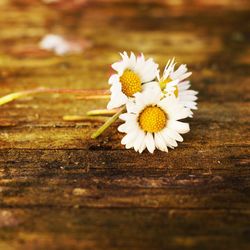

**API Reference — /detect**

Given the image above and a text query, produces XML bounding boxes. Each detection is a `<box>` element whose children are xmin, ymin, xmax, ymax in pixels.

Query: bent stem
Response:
<box><xmin>91</xmin><ymin>106</ymin><xmax>125</xmax><ymax>139</ymax></box>
<box><xmin>0</xmin><ymin>89</ymin><xmax>38</xmax><ymax>106</ymax></box>
<box><xmin>0</xmin><ymin>87</ymin><xmax>109</xmax><ymax>106</ymax></box>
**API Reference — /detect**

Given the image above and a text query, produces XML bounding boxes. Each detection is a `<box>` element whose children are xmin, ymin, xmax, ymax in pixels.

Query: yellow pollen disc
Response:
<box><xmin>138</xmin><ymin>106</ymin><xmax>167</xmax><ymax>133</ymax></box>
<box><xmin>160</xmin><ymin>77</ymin><xmax>178</xmax><ymax>97</ymax></box>
<box><xmin>120</xmin><ymin>70</ymin><xmax>142</xmax><ymax>97</ymax></box>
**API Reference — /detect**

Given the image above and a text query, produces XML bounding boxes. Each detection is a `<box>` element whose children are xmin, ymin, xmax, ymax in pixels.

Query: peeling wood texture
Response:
<box><xmin>0</xmin><ymin>0</ymin><xmax>250</xmax><ymax>249</ymax></box>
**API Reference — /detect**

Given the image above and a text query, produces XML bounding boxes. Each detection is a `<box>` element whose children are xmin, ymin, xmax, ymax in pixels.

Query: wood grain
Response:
<box><xmin>0</xmin><ymin>0</ymin><xmax>250</xmax><ymax>249</ymax></box>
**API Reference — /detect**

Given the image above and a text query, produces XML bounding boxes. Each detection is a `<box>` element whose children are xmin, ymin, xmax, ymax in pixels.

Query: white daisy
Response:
<box><xmin>158</xmin><ymin>58</ymin><xmax>198</xmax><ymax>114</ymax></box>
<box><xmin>107</xmin><ymin>52</ymin><xmax>159</xmax><ymax>110</ymax></box>
<box><xmin>118</xmin><ymin>88</ymin><xmax>191</xmax><ymax>153</ymax></box>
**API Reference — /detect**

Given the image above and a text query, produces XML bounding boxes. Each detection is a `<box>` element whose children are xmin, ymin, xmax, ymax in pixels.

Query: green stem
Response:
<box><xmin>91</xmin><ymin>107</ymin><xmax>125</xmax><ymax>139</ymax></box>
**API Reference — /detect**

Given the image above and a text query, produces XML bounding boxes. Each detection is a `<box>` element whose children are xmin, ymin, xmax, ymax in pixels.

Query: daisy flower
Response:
<box><xmin>118</xmin><ymin>88</ymin><xmax>191</xmax><ymax>153</ymax></box>
<box><xmin>158</xmin><ymin>58</ymin><xmax>198</xmax><ymax>114</ymax></box>
<box><xmin>107</xmin><ymin>52</ymin><xmax>159</xmax><ymax>110</ymax></box>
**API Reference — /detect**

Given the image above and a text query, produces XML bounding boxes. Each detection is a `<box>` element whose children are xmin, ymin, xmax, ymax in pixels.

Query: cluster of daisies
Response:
<box><xmin>103</xmin><ymin>52</ymin><xmax>198</xmax><ymax>153</ymax></box>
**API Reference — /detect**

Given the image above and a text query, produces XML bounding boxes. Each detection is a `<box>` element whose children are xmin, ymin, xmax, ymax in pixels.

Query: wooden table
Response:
<box><xmin>0</xmin><ymin>1</ymin><xmax>249</xmax><ymax>249</ymax></box>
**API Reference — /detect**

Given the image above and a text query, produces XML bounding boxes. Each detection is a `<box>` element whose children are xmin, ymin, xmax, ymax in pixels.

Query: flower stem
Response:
<box><xmin>0</xmin><ymin>87</ymin><xmax>110</xmax><ymax>106</ymax></box>
<box><xmin>91</xmin><ymin>107</ymin><xmax>125</xmax><ymax>139</ymax></box>
<box><xmin>63</xmin><ymin>115</ymin><xmax>86</xmax><ymax>121</ymax></box>
<box><xmin>0</xmin><ymin>89</ymin><xmax>39</xmax><ymax>106</ymax></box>
<box><xmin>87</xmin><ymin>109</ymin><xmax>119</xmax><ymax>116</ymax></box>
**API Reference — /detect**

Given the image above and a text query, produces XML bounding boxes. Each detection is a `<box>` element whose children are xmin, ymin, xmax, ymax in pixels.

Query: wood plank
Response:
<box><xmin>0</xmin><ymin>208</ymin><xmax>249</xmax><ymax>250</ymax></box>
<box><xmin>0</xmin><ymin>0</ymin><xmax>249</xmax><ymax>249</ymax></box>
<box><xmin>0</xmin><ymin>118</ymin><xmax>249</xmax><ymax>149</ymax></box>
<box><xmin>0</xmin><ymin>146</ymin><xmax>249</xmax><ymax>209</ymax></box>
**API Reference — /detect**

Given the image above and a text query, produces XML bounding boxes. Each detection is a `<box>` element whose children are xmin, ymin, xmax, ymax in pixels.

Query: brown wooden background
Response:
<box><xmin>0</xmin><ymin>0</ymin><xmax>250</xmax><ymax>249</ymax></box>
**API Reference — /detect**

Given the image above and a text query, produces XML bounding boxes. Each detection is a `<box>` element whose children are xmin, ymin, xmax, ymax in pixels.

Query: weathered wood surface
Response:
<box><xmin>0</xmin><ymin>0</ymin><xmax>250</xmax><ymax>249</ymax></box>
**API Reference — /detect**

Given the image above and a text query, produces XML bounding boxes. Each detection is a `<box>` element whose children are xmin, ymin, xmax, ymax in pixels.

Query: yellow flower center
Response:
<box><xmin>120</xmin><ymin>70</ymin><xmax>142</xmax><ymax>97</ymax></box>
<box><xmin>159</xmin><ymin>77</ymin><xmax>178</xmax><ymax>97</ymax></box>
<box><xmin>138</xmin><ymin>106</ymin><xmax>167</xmax><ymax>133</ymax></box>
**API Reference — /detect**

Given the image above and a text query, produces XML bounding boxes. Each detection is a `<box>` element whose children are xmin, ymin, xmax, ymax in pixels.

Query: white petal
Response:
<box><xmin>110</xmin><ymin>82</ymin><xmax>121</xmax><ymax>92</ymax></box>
<box><xmin>178</xmin><ymin>72</ymin><xmax>192</xmax><ymax>82</ymax></box>
<box><xmin>137</xmin><ymin>59</ymin><xmax>159</xmax><ymax>83</ymax></box>
<box><xmin>162</xmin><ymin>129</ymin><xmax>178</xmax><ymax>147</ymax></box>
<box><xmin>125</xmin><ymin>130</ymin><xmax>140</xmax><ymax>149</ymax></box>
<box><xmin>134</xmin><ymin>92</ymin><xmax>147</xmax><ymax>107</ymax></box>
<box><xmin>167</xmin><ymin>79</ymin><xmax>179</xmax><ymax>88</ymax></box>
<box><xmin>163</xmin><ymin>58</ymin><xmax>175</xmax><ymax>78</ymax></box>
<box><xmin>108</xmin><ymin>74</ymin><xmax>120</xmax><ymax>85</ymax></box>
<box><xmin>119</xmin><ymin>113</ymin><xmax>136</xmax><ymax>122</ymax></box>
<box><xmin>142</xmin><ymin>81</ymin><xmax>161</xmax><ymax>93</ymax></box>
<box><xmin>125</xmin><ymin>99</ymin><xmax>141</xmax><ymax>114</ymax></box>
<box><xmin>139</xmin><ymin>141</ymin><xmax>146</xmax><ymax>153</ymax></box>
<box><xmin>171</xmin><ymin>64</ymin><xmax>188</xmax><ymax>79</ymax></box>
<box><xmin>168</xmin><ymin>121</ymin><xmax>190</xmax><ymax>134</ymax></box>
<box><xmin>178</xmin><ymin>82</ymin><xmax>191</xmax><ymax>91</ymax></box>
<box><xmin>154</xmin><ymin>132</ymin><xmax>168</xmax><ymax>152</ymax></box>
<box><xmin>159</xmin><ymin>131</ymin><xmax>174</xmax><ymax>149</ymax></box>
<box><xmin>133</xmin><ymin>131</ymin><xmax>146</xmax><ymax>152</ymax></box>
<box><xmin>120</xmin><ymin>52</ymin><xmax>129</xmax><ymax>63</ymax></box>
<box><xmin>111</xmin><ymin>62</ymin><xmax>124</xmax><ymax>73</ymax></box>
<box><xmin>179</xmin><ymin>101</ymin><xmax>198</xmax><ymax>110</ymax></box>
<box><xmin>129</xmin><ymin>52</ymin><xmax>137</xmax><ymax>69</ymax></box>
<box><xmin>145</xmin><ymin>132</ymin><xmax>155</xmax><ymax>153</ymax></box>
<box><xmin>121</xmin><ymin>131</ymin><xmax>138</xmax><ymax>146</ymax></box>
<box><xmin>179</xmin><ymin>94</ymin><xmax>198</xmax><ymax>101</ymax></box>
<box><xmin>180</xmin><ymin>90</ymin><xmax>198</xmax><ymax>95</ymax></box>
<box><xmin>143</xmin><ymin>87</ymin><xmax>162</xmax><ymax>104</ymax></box>
<box><xmin>165</xmin><ymin>128</ymin><xmax>183</xmax><ymax>142</ymax></box>
<box><xmin>107</xmin><ymin>92</ymin><xmax>127</xmax><ymax>110</ymax></box>
<box><xmin>172</xmin><ymin>107</ymin><xmax>190</xmax><ymax>120</ymax></box>
<box><xmin>118</xmin><ymin>123</ymin><xmax>135</xmax><ymax>133</ymax></box>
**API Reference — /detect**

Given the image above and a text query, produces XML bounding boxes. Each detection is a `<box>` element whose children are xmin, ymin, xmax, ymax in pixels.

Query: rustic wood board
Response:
<box><xmin>0</xmin><ymin>1</ymin><xmax>250</xmax><ymax>249</ymax></box>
